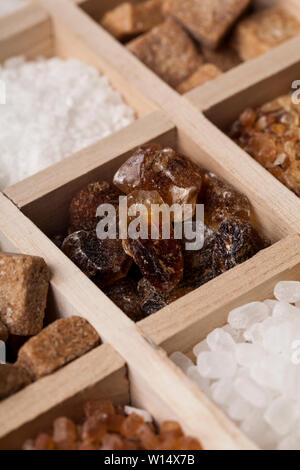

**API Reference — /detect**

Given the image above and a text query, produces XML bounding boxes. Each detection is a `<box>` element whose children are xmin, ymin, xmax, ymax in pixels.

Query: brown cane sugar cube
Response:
<box><xmin>101</xmin><ymin>433</ymin><xmax>126</xmax><ymax>450</ymax></box>
<box><xmin>81</xmin><ymin>416</ymin><xmax>107</xmax><ymax>444</ymax></box>
<box><xmin>202</xmin><ymin>44</ymin><xmax>242</xmax><ymax>72</ymax></box>
<box><xmin>0</xmin><ymin>320</ymin><xmax>8</xmax><ymax>342</ymax></box>
<box><xmin>120</xmin><ymin>412</ymin><xmax>144</xmax><ymax>439</ymax></box>
<box><xmin>177</xmin><ymin>64</ymin><xmax>222</xmax><ymax>94</ymax></box>
<box><xmin>232</xmin><ymin>8</ymin><xmax>300</xmax><ymax>61</ymax></box>
<box><xmin>0</xmin><ymin>363</ymin><xmax>31</xmax><ymax>400</ymax></box>
<box><xmin>102</xmin><ymin>1</ymin><xmax>165</xmax><ymax>40</ymax></box>
<box><xmin>164</xmin><ymin>0</ymin><xmax>251</xmax><ymax>49</ymax></box>
<box><xmin>160</xmin><ymin>420</ymin><xmax>183</xmax><ymax>438</ymax></box>
<box><xmin>0</xmin><ymin>253</ymin><xmax>50</xmax><ymax>336</ymax></box>
<box><xmin>127</xmin><ymin>19</ymin><xmax>202</xmax><ymax>88</ymax></box>
<box><xmin>17</xmin><ymin>317</ymin><xmax>100</xmax><ymax>379</ymax></box>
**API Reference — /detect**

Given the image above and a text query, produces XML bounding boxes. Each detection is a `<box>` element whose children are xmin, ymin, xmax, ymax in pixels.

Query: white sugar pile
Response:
<box><xmin>0</xmin><ymin>0</ymin><xmax>27</xmax><ymax>18</ymax></box>
<box><xmin>0</xmin><ymin>57</ymin><xmax>135</xmax><ymax>189</ymax></box>
<box><xmin>171</xmin><ymin>281</ymin><xmax>300</xmax><ymax>450</ymax></box>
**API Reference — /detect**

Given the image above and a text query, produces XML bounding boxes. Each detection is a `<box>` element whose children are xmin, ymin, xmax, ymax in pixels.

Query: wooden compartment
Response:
<box><xmin>1</xmin><ymin>0</ymin><xmax>300</xmax><ymax>451</ymax></box>
<box><xmin>77</xmin><ymin>0</ymin><xmax>300</xmax><ymax>97</ymax></box>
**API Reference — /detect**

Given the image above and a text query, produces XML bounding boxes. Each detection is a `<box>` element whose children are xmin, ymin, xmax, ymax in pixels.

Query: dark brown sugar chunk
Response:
<box><xmin>62</xmin><ymin>230</ymin><xmax>131</xmax><ymax>286</ymax></box>
<box><xmin>202</xmin><ymin>172</ymin><xmax>251</xmax><ymax>230</ymax></box>
<box><xmin>164</xmin><ymin>0</ymin><xmax>251</xmax><ymax>49</ymax></box>
<box><xmin>231</xmin><ymin>8</ymin><xmax>300</xmax><ymax>61</ymax></box>
<box><xmin>17</xmin><ymin>316</ymin><xmax>100</xmax><ymax>379</ymax></box>
<box><xmin>123</xmin><ymin>236</ymin><xmax>183</xmax><ymax>293</ymax></box>
<box><xmin>0</xmin><ymin>320</ymin><xmax>8</xmax><ymax>342</ymax></box>
<box><xmin>69</xmin><ymin>181</ymin><xmax>122</xmax><ymax>233</ymax></box>
<box><xmin>127</xmin><ymin>19</ymin><xmax>202</xmax><ymax>88</ymax></box>
<box><xmin>104</xmin><ymin>277</ymin><xmax>144</xmax><ymax>322</ymax></box>
<box><xmin>113</xmin><ymin>144</ymin><xmax>202</xmax><ymax>209</ymax></box>
<box><xmin>177</xmin><ymin>64</ymin><xmax>222</xmax><ymax>94</ymax></box>
<box><xmin>230</xmin><ymin>95</ymin><xmax>300</xmax><ymax>197</ymax></box>
<box><xmin>102</xmin><ymin>0</ymin><xmax>165</xmax><ymax>40</ymax></box>
<box><xmin>0</xmin><ymin>253</ymin><xmax>50</xmax><ymax>336</ymax></box>
<box><xmin>0</xmin><ymin>363</ymin><xmax>31</xmax><ymax>400</ymax></box>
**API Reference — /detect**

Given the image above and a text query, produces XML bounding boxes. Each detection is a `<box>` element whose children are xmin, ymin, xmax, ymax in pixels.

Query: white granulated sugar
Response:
<box><xmin>170</xmin><ymin>280</ymin><xmax>300</xmax><ymax>450</ymax></box>
<box><xmin>0</xmin><ymin>0</ymin><xmax>26</xmax><ymax>18</ymax></box>
<box><xmin>0</xmin><ymin>57</ymin><xmax>135</xmax><ymax>190</ymax></box>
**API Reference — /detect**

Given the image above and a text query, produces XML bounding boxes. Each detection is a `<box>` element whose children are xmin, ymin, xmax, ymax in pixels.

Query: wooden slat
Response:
<box><xmin>0</xmin><ymin>344</ymin><xmax>128</xmax><ymax>450</ymax></box>
<box><xmin>0</xmin><ymin>3</ymin><xmax>53</xmax><ymax>62</ymax></box>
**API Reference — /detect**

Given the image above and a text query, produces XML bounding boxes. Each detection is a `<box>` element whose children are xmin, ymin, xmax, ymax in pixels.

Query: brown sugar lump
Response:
<box><xmin>164</xmin><ymin>0</ymin><xmax>251</xmax><ymax>49</ymax></box>
<box><xmin>0</xmin><ymin>253</ymin><xmax>50</xmax><ymax>336</ymax></box>
<box><xmin>202</xmin><ymin>44</ymin><xmax>242</xmax><ymax>72</ymax></box>
<box><xmin>229</xmin><ymin>95</ymin><xmax>300</xmax><ymax>197</ymax></box>
<box><xmin>177</xmin><ymin>63</ymin><xmax>222</xmax><ymax>94</ymax></box>
<box><xmin>102</xmin><ymin>0</ymin><xmax>165</xmax><ymax>40</ymax></box>
<box><xmin>17</xmin><ymin>317</ymin><xmax>100</xmax><ymax>379</ymax></box>
<box><xmin>0</xmin><ymin>320</ymin><xmax>8</xmax><ymax>342</ymax></box>
<box><xmin>232</xmin><ymin>8</ymin><xmax>300</xmax><ymax>61</ymax></box>
<box><xmin>0</xmin><ymin>363</ymin><xmax>32</xmax><ymax>400</ymax></box>
<box><xmin>127</xmin><ymin>19</ymin><xmax>202</xmax><ymax>88</ymax></box>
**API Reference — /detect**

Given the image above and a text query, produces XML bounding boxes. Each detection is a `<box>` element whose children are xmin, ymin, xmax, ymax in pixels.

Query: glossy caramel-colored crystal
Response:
<box><xmin>113</xmin><ymin>145</ymin><xmax>202</xmax><ymax>210</ymax></box>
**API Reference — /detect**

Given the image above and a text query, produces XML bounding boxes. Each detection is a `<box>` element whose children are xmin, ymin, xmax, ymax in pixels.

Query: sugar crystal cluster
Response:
<box><xmin>171</xmin><ymin>281</ymin><xmax>300</xmax><ymax>450</ymax></box>
<box><xmin>0</xmin><ymin>57</ymin><xmax>135</xmax><ymax>190</ymax></box>
<box><xmin>59</xmin><ymin>144</ymin><xmax>266</xmax><ymax>320</ymax></box>
<box><xmin>101</xmin><ymin>1</ymin><xmax>300</xmax><ymax>93</ymax></box>
<box><xmin>230</xmin><ymin>95</ymin><xmax>300</xmax><ymax>197</ymax></box>
<box><xmin>23</xmin><ymin>399</ymin><xmax>202</xmax><ymax>450</ymax></box>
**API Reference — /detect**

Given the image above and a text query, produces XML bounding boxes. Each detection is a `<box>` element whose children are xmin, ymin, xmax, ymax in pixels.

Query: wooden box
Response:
<box><xmin>1</xmin><ymin>0</ymin><xmax>300</xmax><ymax>450</ymax></box>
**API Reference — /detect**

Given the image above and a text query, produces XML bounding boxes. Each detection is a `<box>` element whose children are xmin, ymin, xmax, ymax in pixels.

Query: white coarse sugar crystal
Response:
<box><xmin>263</xmin><ymin>322</ymin><xmax>295</xmax><ymax>356</ymax></box>
<box><xmin>250</xmin><ymin>355</ymin><xmax>287</xmax><ymax>393</ymax></box>
<box><xmin>263</xmin><ymin>299</ymin><xmax>277</xmax><ymax>312</ymax></box>
<box><xmin>0</xmin><ymin>57</ymin><xmax>135</xmax><ymax>189</ymax></box>
<box><xmin>228</xmin><ymin>302</ymin><xmax>269</xmax><ymax>330</ymax></box>
<box><xmin>277</xmin><ymin>435</ymin><xmax>300</xmax><ymax>451</ymax></box>
<box><xmin>124</xmin><ymin>406</ymin><xmax>152</xmax><ymax>423</ymax></box>
<box><xmin>170</xmin><ymin>352</ymin><xmax>194</xmax><ymax>373</ymax></box>
<box><xmin>234</xmin><ymin>377</ymin><xmax>268</xmax><ymax>408</ymax></box>
<box><xmin>243</xmin><ymin>323</ymin><xmax>263</xmax><ymax>343</ymax></box>
<box><xmin>241</xmin><ymin>411</ymin><xmax>279</xmax><ymax>450</ymax></box>
<box><xmin>272</xmin><ymin>301</ymin><xmax>300</xmax><ymax>320</ymax></box>
<box><xmin>206</xmin><ymin>328</ymin><xmax>236</xmax><ymax>353</ymax></box>
<box><xmin>264</xmin><ymin>397</ymin><xmax>297</xmax><ymax>436</ymax></box>
<box><xmin>211</xmin><ymin>379</ymin><xmax>233</xmax><ymax>405</ymax></box>
<box><xmin>0</xmin><ymin>0</ymin><xmax>26</xmax><ymax>18</ymax></box>
<box><xmin>197</xmin><ymin>351</ymin><xmax>236</xmax><ymax>379</ymax></box>
<box><xmin>274</xmin><ymin>281</ymin><xmax>300</xmax><ymax>303</ymax></box>
<box><xmin>227</xmin><ymin>395</ymin><xmax>253</xmax><ymax>422</ymax></box>
<box><xmin>282</xmin><ymin>364</ymin><xmax>300</xmax><ymax>400</ymax></box>
<box><xmin>223</xmin><ymin>324</ymin><xmax>244</xmax><ymax>343</ymax></box>
<box><xmin>236</xmin><ymin>343</ymin><xmax>265</xmax><ymax>368</ymax></box>
<box><xmin>193</xmin><ymin>340</ymin><xmax>209</xmax><ymax>357</ymax></box>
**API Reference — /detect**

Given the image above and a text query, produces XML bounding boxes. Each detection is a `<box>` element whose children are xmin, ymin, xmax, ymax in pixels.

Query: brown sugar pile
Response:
<box><xmin>101</xmin><ymin>1</ymin><xmax>300</xmax><ymax>93</ymax></box>
<box><xmin>230</xmin><ymin>95</ymin><xmax>300</xmax><ymax>197</ymax></box>
<box><xmin>23</xmin><ymin>399</ymin><xmax>202</xmax><ymax>450</ymax></box>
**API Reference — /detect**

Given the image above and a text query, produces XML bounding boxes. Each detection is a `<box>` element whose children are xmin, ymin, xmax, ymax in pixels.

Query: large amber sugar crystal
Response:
<box><xmin>123</xmin><ymin>237</ymin><xmax>183</xmax><ymax>292</ymax></box>
<box><xmin>202</xmin><ymin>172</ymin><xmax>251</xmax><ymax>230</ymax></box>
<box><xmin>62</xmin><ymin>230</ymin><xmax>131</xmax><ymax>286</ymax></box>
<box><xmin>230</xmin><ymin>95</ymin><xmax>300</xmax><ymax>197</ymax></box>
<box><xmin>113</xmin><ymin>144</ymin><xmax>202</xmax><ymax>211</ymax></box>
<box><xmin>104</xmin><ymin>277</ymin><xmax>144</xmax><ymax>322</ymax></box>
<box><xmin>69</xmin><ymin>181</ymin><xmax>121</xmax><ymax>232</ymax></box>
